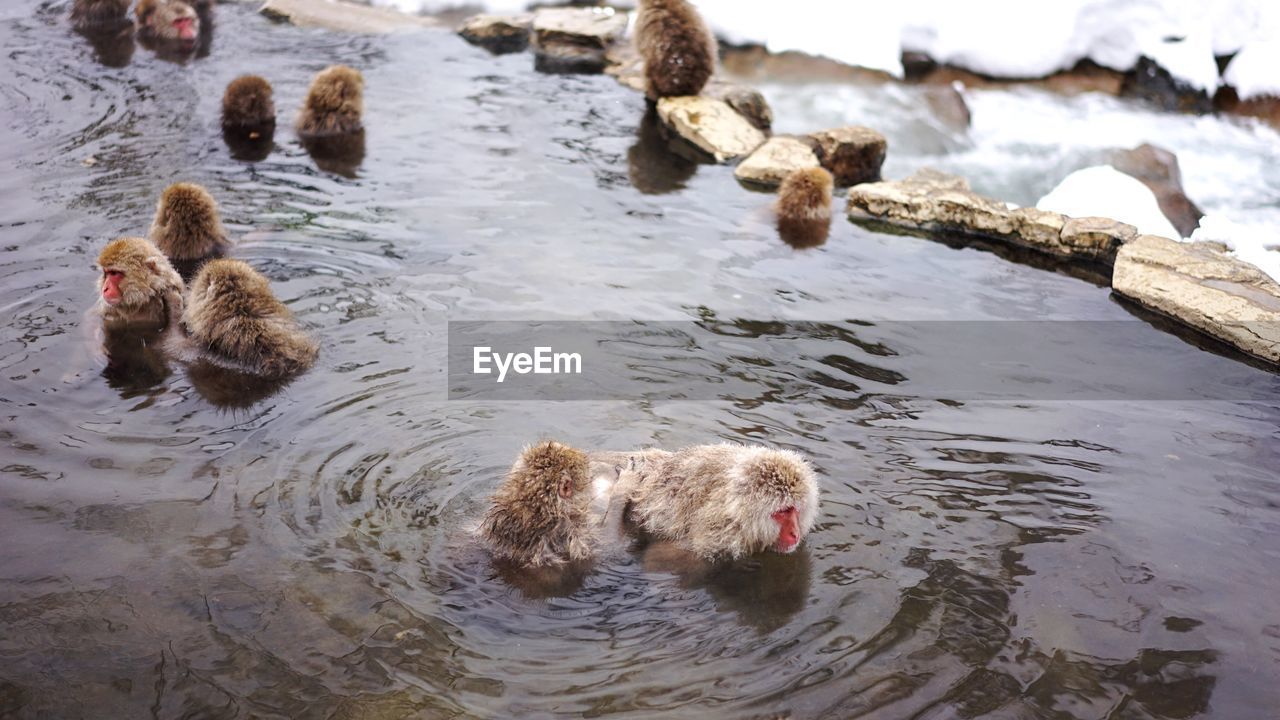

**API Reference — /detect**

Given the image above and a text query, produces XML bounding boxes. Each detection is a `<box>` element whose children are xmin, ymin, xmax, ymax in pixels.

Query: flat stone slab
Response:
<box><xmin>1113</xmin><ymin>235</ymin><xmax>1280</xmax><ymax>365</ymax></box>
<box><xmin>531</xmin><ymin>7</ymin><xmax>628</xmax><ymax>74</ymax></box>
<box><xmin>260</xmin><ymin>0</ymin><xmax>437</xmax><ymax>33</ymax></box>
<box><xmin>458</xmin><ymin>14</ymin><xmax>532</xmax><ymax>54</ymax></box>
<box><xmin>656</xmin><ymin>96</ymin><xmax>766</xmax><ymax>163</ymax></box>
<box><xmin>847</xmin><ymin>169</ymin><xmax>1135</xmax><ymax>264</ymax></box>
<box><xmin>734</xmin><ymin>136</ymin><xmax>820</xmax><ymax>187</ymax></box>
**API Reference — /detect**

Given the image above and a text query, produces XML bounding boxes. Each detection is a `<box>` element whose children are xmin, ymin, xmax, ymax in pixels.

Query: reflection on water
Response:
<box><xmin>0</xmin><ymin>1</ymin><xmax>1278</xmax><ymax>717</ymax></box>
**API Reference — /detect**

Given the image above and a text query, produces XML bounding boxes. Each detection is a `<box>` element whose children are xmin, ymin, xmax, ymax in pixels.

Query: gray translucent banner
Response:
<box><xmin>446</xmin><ymin>321</ymin><xmax>1279</xmax><ymax>402</ymax></box>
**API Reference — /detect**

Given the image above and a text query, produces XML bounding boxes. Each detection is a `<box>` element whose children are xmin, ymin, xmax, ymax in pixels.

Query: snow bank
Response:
<box><xmin>1224</xmin><ymin>40</ymin><xmax>1280</xmax><ymax>100</ymax></box>
<box><xmin>1037</xmin><ymin>165</ymin><xmax>1181</xmax><ymax>240</ymax></box>
<box><xmin>1191</xmin><ymin>215</ymin><xmax>1280</xmax><ymax>284</ymax></box>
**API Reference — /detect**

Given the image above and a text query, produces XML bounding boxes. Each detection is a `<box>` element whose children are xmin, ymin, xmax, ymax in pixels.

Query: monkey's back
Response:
<box><xmin>628</xmin><ymin>445</ymin><xmax>744</xmax><ymax>552</ymax></box>
<box><xmin>635</xmin><ymin>0</ymin><xmax>717</xmax><ymax>99</ymax></box>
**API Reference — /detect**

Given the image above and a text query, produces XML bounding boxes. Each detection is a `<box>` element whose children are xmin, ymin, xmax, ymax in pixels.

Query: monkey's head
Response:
<box><xmin>508</xmin><ymin>441</ymin><xmax>591</xmax><ymax>510</ymax></box>
<box><xmin>777</xmin><ymin>167</ymin><xmax>834</xmax><ymax>222</ymax></box>
<box><xmin>154</xmin><ymin>182</ymin><xmax>224</xmax><ymax>235</ymax></box>
<box><xmin>733</xmin><ymin>448</ymin><xmax>820</xmax><ymax>555</ymax></box>
<box><xmin>137</xmin><ymin>0</ymin><xmax>199</xmax><ymax>42</ymax></box>
<box><xmin>481</xmin><ymin>441</ymin><xmax>593</xmax><ymax>567</ymax></box>
<box><xmin>305</xmin><ymin>65</ymin><xmax>364</xmax><ymax>116</ymax></box>
<box><xmin>96</xmin><ymin>237</ymin><xmax>183</xmax><ymax>312</ymax></box>
<box><xmin>222</xmin><ymin>75</ymin><xmax>276</xmax><ymax>129</ymax></box>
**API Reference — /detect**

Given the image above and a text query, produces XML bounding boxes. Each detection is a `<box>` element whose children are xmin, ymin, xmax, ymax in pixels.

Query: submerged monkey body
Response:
<box><xmin>296</xmin><ymin>65</ymin><xmax>364</xmax><ymax>137</ymax></box>
<box><xmin>635</xmin><ymin>0</ymin><xmax>717</xmax><ymax>99</ymax></box>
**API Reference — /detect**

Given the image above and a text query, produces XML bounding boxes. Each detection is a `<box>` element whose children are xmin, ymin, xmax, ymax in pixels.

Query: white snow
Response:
<box><xmin>1190</xmin><ymin>215</ymin><xmax>1280</xmax><ymax>283</ymax></box>
<box><xmin>1224</xmin><ymin>40</ymin><xmax>1280</xmax><ymax>100</ymax></box>
<box><xmin>1036</xmin><ymin>165</ymin><xmax>1181</xmax><ymax>240</ymax></box>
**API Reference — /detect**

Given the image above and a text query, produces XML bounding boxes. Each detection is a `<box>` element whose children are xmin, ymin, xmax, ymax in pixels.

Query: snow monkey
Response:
<box><xmin>296</xmin><ymin>65</ymin><xmax>364</xmax><ymax>137</ymax></box>
<box><xmin>182</xmin><ymin>259</ymin><xmax>318</xmax><ymax>378</ymax></box>
<box><xmin>634</xmin><ymin>0</ymin><xmax>717</xmax><ymax>99</ymax></box>
<box><xmin>612</xmin><ymin>444</ymin><xmax>820</xmax><ymax>560</ymax></box>
<box><xmin>148</xmin><ymin>182</ymin><xmax>231</xmax><ymax>268</ymax></box>
<box><xmin>135</xmin><ymin>0</ymin><xmax>199</xmax><ymax>43</ymax></box>
<box><xmin>480</xmin><ymin>441</ymin><xmax>597</xmax><ymax>568</ymax></box>
<box><xmin>221</xmin><ymin>75</ymin><xmax>276</xmax><ymax>131</ymax></box>
<box><xmin>775</xmin><ymin>167</ymin><xmax>834</xmax><ymax>249</ymax></box>
<box><xmin>95</xmin><ymin>237</ymin><xmax>185</xmax><ymax>330</ymax></box>
<box><xmin>70</xmin><ymin>0</ymin><xmax>130</xmax><ymax>29</ymax></box>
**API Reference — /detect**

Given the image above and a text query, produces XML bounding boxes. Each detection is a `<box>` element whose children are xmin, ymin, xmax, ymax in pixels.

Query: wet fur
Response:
<box><xmin>635</xmin><ymin>0</ymin><xmax>717</xmax><ymax>98</ymax></box>
<box><xmin>776</xmin><ymin>167</ymin><xmax>833</xmax><ymax>222</ymax></box>
<box><xmin>183</xmin><ymin>259</ymin><xmax>318</xmax><ymax>379</ymax></box>
<box><xmin>95</xmin><ymin>237</ymin><xmax>185</xmax><ymax>330</ymax></box>
<box><xmin>70</xmin><ymin>0</ymin><xmax>130</xmax><ymax>28</ymax></box>
<box><xmin>148</xmin><ymin>183</ymin><xmax>231</xmax><ymax>262</ymax></box>
<box><xmin>615</xmin><ymin>444</ymin><xmax>820</xmax><ymax>560</ymax></box>
<box><xmin>296</xmin><ymin>65</ymin><xmax>364</xmax><ymax>137</ymax></box>
<box><xmin>222</xmin><ymin>75</ymin><xmax>276</xmax><ymax>129</ymax></box>
<box><xmin>480</xmin><ymin>441</ymin><xmax>596</xmax><ymax>567</ymax></box>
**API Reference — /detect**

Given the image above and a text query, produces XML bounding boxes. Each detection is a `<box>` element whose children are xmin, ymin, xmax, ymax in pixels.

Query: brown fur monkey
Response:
<box><xmin>148</xmin><ymin>183</ymin><xmax>231</xmax><ymax>265</ymax></box>
<box><xmin>480</xmin><ymin>441</ymin><xmax>596</xmax><ymax>567</ymax></box>
<box><xmin>296</xmin><ymin>65</ymin><xmax>364</xmax><ymax>137</ymax></box>
<box><xmin>615</xmin><ymin>444</ymin><xmax>820</xmax><ymax>560</ymax></box>
<box><xmin>635</xmin><ymin>0</ymin><xmax>717</xmax><ymax>99</ymax></box>
<box><xmin>135</xmin><ymin>0</ymin><xmax>199</xmax><ymax>42</ymax></box>
<box><xmin>183</xmin><ymin>259</ymin><xmax>318</xmax><ymax>378</ymax></box>
<box><xmin>775</xmin><ymin>167</ymin><xmax>834</xmax><ymax>249</ymax></box>
<box><xmin>95</xmin><ymin>237</ymin><xmax>185</xmax><ymax>330</ymax></box>
<box><xmin>222</xmin><ymin>75</ymin><xmax>276</xmax><ymax>130</ymax></box>
<box><xmin>71</xmin><ymin>0</ymin><xmax>130</xmax><ymax>29</ymax></box>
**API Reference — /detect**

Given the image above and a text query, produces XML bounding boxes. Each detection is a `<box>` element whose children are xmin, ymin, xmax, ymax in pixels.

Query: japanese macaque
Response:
<box><xmin>296</xmin><ymin>65</ymin><xmax>364</xmax><ymax>137</ymax></box>
<box><xmin>480</xmin><ymin>441</ymin><xmax>596</xmax><ymax>568</ymax></box>
<box><xmin>634</xmin><ymin>0</ymin><xmax>717</xmax><ymax>99</ymax></box>
<box><xmin>148</xmin><ymin>182</ymin><xmax>231</xmax><ymax>271</ymax></box>
<box><xmin>775</xmin><ymin>167</ymin><xmax>834</xmax><ymax>249</ymax></box>
<box><xmin>182</xmin><ymin>259</ymin><xmax>318</xmax><ymax>378</ymax></box>
<box><xmin>612</xmin><ymin>444</ymin><xmax>820</xmax><ymax>560</ymax></box>
<box><xmin>95</xmin><ymin>237</ymin><xmax>185</xmax><ymax>330</ymax></box>
<box><xmin>222</xmin><ymin>75</ymin><xmax>275</xmax><ymax>131</ymax></box>
<box><xmin>135</xmin><ymin>0</ymin><xmax>199</xmax><ymax>43</ymax></box>
<box><xmin>70</xmin><ymin>0</ymin><xmax>130</xmax><ymax>29</ymax></box>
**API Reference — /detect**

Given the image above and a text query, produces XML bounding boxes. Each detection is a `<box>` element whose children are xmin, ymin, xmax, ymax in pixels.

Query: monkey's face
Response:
<box><xmin>771</xmin><ymin>506</ymin><xmax>801</xmax><ymax>553</ymax></box>
<box><xmin>100</xmin><ymin>267</ymin><xmax>126</xmax><ymax>306</ymax></box>
<box><xmin>151</xmin><ymin>3</ymin><xmax>198</xmax><ymax>42</ymax></box>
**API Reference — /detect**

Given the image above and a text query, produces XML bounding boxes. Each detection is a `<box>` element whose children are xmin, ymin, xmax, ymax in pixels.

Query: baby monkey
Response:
<box><xmin>615</xmin><ymin>444</ymin><xmax>820</xmax><ymax>560</ymax></box>
<box><xmin>775</xmin><ymin>167</ymin><xmax>834</xmax><ymax>249</ymax></box>
<box><xmin>183</xmin><ymin>259</ymin><xmax>318</xmax><ymax>378</ymax></box>
<box><xmin>634</xmin><ymin>0</ymin><xmax>717</xmax><ymax>99</ymax></box>
<box><xmin>480</xmin><ymin>441</ymin><xmax>597</xmax><ymax>567</ymax></box>
<box><xmin>148</xmin><ymin>182</ymin><xmax>231</xmax><ymax>267</ymax></box>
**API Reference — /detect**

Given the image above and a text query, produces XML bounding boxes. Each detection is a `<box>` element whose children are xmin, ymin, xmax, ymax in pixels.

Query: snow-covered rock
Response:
<box><xmin>1037</xmin><ymin>166</ymin><xmax>1181</xmax><ymax>239</ymax></box>
<box><xmin>1223</xmin><ymin>40</ymin><xmax>1280</xmax><ymax>101</ymax></box>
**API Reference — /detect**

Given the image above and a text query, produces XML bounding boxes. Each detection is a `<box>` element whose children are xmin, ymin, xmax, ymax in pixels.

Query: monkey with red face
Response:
<box><xmin>607</xmin><ymin>444</ymin><xmax>820</xmax><ymax>560</ymax></box>
<box><xmin>95</xmin><ymin>236</ymin><xmax>185</xmax><ymax>330</ymax></box>
<box><xmin>135</xmin><ymin>0</ymin><xmax>199</xmax><ymax>43</ymax></box>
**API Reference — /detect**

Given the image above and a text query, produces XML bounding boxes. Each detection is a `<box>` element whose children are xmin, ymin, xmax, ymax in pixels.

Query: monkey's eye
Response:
<box><xmin>104</xmin><ymin>269</ymin><xmax>124</xmax><ymax>280</ymax></box>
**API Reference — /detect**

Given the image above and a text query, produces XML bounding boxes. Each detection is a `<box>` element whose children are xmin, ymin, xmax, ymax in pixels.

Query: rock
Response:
<box><xmin>260</xmin><ymin>0</ymin><xmax>436</xmax><ymax>33</ymax></box>
<box><xmin>705</xmin><ymin>83</ymin><xmax>773</xmax><ymax>131</ymax></box>
<box><xmin>458</xmin><ymin>14</ymin><xmax>532</xmax><ymax>54</ymax></box>
<box><xmin>1113</xmin><ymin>235</ymin><xmax>1280</xmax><ymax>366</ymax></box>
<box><xmin>807</xmin><ymin>126</ymin><xmax>887</xmax><ymax>187</ymax></box>
<box><xmin>531</xmin><ymin>7</ymin><xmax>628</xmax><ymax>74</ymax></box>
<box><xmin>1107</xmin><ymin>143</ymin><xmax>1203</xmax><ymax>237</ymax></box>
<box><xmin>734</xmin><ymin>137</ymin><xmax>820</xmax><ymax>187</ymax></box>
<box><xmin>1119</xmin><ymin>56</ymin><xmax>1213</xmax><ymax>113</ymax></box>
<box><xmin>922</xmin><ymin>83</ymin><xmax>971</xmax><ymax>131</ymax></box>
<box><xmin>1011</xmin><ymin>207</ymin><xmax>1066</xmax><ymax>248</ymax></box>
<box><xmin>1214</xmin><ymin>86</ymin><xmax>1280</xmax><ymax>131</ymax></box>
<box><xmin>1059</xmin><ymin>216</ymin><xmax>1138</xmax><ymax>262</ymax></box>
<box><xmin>656</xmin><ymin>97</ymin><xmax>766</xmax><ymax>163</ymax></box>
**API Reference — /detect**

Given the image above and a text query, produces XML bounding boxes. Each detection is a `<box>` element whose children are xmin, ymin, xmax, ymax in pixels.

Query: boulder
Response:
<box><xmin>260</xmin><ymin>0</ymin><xmax>436</xmax><ymax>33</ymax></box>
<box><xmin>1113</xmin><ymin>235</ymin><xmax>1280</xmax><ymax>366</ymax></box>
<box><xmin>922</xmin><ymin>83</ymin><xmax>971</xmax><ymax>131</ymax></box>
<box><xmin>733</xmin><ymin>137</ymin><xmax>820</xmax><ymax>187</ymax></box>
<box><xmin>1119</xmin><ymin>56</ymin><xmax>1213</xmax><ymax>113</ymax></box>
<box><xmin>656</xmin><ymin>97</ymin><xmax>766</xmax><ymax>163</ymax></box>
<box><xmin>807</xmin><ymin>126</ymin><xmax>887</xmax><ymax>186</ymax></box>
<box><xmin>1107</xmin><ymin>143</ymin><xmax>1203</xmax><ymax>237</ymax></box>
<box><xmin>531</xmin><ymin>7</ymin><xmax>628</xmax><ymax>74</ymax></box>
<box><xmin>705</xmin><ymin>82</ymin><xmax>773</xmax><ymax>131</ymax></box>
<box><xmin>458</xmin><ymin>14</ymin><xmax>532</xmax><ymax>54</ymax></box>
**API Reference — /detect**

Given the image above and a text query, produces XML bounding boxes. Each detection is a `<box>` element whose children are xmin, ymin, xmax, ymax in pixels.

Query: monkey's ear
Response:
<box><xmin>558</xmin><ymin>471</ymin><xmax>574</xmax><ymax>499</ymax></box>
<box><xmin>144</xmin><ymin>257</ymin><xmax>163</xmax><ymax>275</ymax></box>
